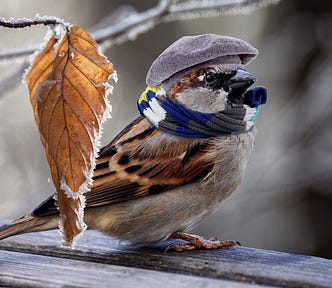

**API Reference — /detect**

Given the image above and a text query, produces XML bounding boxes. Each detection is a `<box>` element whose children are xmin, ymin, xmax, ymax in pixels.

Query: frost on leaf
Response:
<box><xmin>25</xmin><ymin>25</ymin><xmax>115</xmax><ymax>247</ymax></box>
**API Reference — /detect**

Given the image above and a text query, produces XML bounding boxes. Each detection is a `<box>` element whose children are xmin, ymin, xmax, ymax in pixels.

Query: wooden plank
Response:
<box><xmin>0</xmin><ymin>221</ymin><xmax>331</xmax><ymax>288</ymax></box>
<box><xmin>1</xmin><ymin>250</ymin><xmax>262</xmax><ymax>288</ymax></box>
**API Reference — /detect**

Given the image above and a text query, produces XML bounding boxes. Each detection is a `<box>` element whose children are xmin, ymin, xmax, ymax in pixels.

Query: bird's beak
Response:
<box><xmin>226</xmin><ymin>69</ymin><xmax>256</xmax><ymax>95</ymax></box>
<box><xmin>224</xmin><ymin>70</ymin><xmax>256</xmax><ymax>104</ymax></box>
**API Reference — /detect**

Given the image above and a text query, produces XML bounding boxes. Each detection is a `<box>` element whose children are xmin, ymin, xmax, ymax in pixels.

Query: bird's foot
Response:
<box><xmin>166</xmin><ymin>232</ymin><xmax>240</xmax><ymax>252</ymax></box>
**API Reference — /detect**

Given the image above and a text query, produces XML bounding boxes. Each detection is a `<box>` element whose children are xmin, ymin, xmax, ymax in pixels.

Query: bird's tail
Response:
<box><xmin>0</xmin><ymin>214</ymin><xmax>58</xmax><ymax>240</ymax></box>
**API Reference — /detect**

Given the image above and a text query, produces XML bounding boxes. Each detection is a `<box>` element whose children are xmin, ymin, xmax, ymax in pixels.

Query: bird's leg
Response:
<box><xmin>167</xmin><ymin>231</ymin><xmax>240</xmax><ymax>252</ymax></box>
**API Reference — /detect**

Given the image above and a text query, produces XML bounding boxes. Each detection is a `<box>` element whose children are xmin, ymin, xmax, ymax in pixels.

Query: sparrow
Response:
<box><xmin>0</xmin><ymin>34</ymin><xmax>267</xmax><ymax>251</ymax></box>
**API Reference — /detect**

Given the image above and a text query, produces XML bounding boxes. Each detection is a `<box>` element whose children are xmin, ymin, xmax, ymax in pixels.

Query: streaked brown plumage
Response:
<box><xmin>0</xmin><ymin>34</ymin><xmax>263</xmax><ymax>250</ymax></box>
<box><xmin>0</xmin><ymin>114</ymin><xmax>256</xmax><ymax>245</ymax></box>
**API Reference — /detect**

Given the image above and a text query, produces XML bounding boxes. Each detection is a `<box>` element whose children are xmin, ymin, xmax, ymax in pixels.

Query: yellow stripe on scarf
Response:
<box><xmin>138</xmin><ymin>86</ymin><xmax>160</xmax><ymax>104</ymax></box>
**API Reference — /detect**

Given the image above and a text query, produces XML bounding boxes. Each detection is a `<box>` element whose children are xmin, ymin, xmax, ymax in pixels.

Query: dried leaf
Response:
<box><xmin>25</xmin><ymin>25</ymin><xmax>115</xmax><ymax>246</ymax></box>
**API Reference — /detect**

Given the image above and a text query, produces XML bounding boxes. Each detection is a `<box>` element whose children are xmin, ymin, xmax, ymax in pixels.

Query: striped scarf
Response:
<box><xmin>137</xmin><ymin>86</ymin><xmax>266</xmax><ymax>138</ymax></box>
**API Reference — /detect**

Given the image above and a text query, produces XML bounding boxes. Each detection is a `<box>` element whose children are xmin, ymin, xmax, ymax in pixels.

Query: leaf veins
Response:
<box><xmin>25</xmin><ymin>25</ymin><xmax>115</xmax><ymax>246</ymax></box>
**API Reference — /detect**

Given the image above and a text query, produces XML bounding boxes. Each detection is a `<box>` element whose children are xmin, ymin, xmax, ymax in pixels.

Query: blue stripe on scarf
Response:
<box><xmin>138</xmin><ymin>100</ymin><xmax>149</xmax><ymax>111</ymax></box>
<box><xmin>160</xmin><ymin>99</ymin><xmax>213</xmax><ymax>128</ymax></box>
<box><xmin>137</xmin><ymin>86</ymin><xmax>267</xmax><ymax>138</ymax></box>
<box><xmin>146</xmin><ymin>90</ymin><xmax>156</xmax><ymax>101</ymax></box>
<box><xmin>137</xmin><ymin>92</ymin><xmax>154</xmax><ymax>114</ymax></box>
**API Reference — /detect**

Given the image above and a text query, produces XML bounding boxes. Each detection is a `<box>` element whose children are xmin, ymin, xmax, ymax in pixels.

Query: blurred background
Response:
<box><xmin>0</xmin><ymin>0</ymin><xmax>331</xmax><ymax>259</ymax></box>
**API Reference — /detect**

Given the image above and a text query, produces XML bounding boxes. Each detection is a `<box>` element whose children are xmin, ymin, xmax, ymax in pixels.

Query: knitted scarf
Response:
<box><xmin>137</xmin><ymin>86</ymin><xmax>267</xmax><ymax>138</ymax></box>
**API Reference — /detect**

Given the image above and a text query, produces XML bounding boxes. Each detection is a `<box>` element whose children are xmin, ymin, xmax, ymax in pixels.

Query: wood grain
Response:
<box><xmin>1</xmin><ymin>250</ymin><xmax>264</xmax><ymax>288</ymax></box>
<box><xmin>0</xmin><ymin>220</ymin><xmax>331</xmax><ymax>288</ymax></box>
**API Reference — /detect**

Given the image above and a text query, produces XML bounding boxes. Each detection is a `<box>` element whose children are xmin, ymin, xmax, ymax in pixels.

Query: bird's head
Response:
<box><xmin>165</xmin><ymin>66</ymin><xmax>257</xmax><ymax>113</ymax></box>
<box><xmin>139</xmin><ymin>34</ymin><xmax>267</xmax><ymax>138</ymax></box>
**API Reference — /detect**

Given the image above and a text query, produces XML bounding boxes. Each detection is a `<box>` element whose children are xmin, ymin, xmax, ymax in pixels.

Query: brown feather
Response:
<box><xmin>85</xmin><ymin>117</ymin><xmax>215</xmax><ymax>207</ymax></box>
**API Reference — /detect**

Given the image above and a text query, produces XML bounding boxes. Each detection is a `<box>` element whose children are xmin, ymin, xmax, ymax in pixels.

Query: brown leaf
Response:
<box><xmin>25</xmin><ymin>25</ymin><xmax>115</xmax><ymax>246</ymax></box>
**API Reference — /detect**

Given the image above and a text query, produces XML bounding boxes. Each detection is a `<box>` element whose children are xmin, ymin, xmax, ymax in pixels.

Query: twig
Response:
<box><xmin>92</xmin><ymin>0</ymin><xmax>173</xmax><ymax>44</ymax></box>
<box><xmin>0</xmin><ymin>0</ymin><xmax>279</xmax><ymax>60</ymax></box>
<box><xmin>0</xmin><ymin>18</ymin><xmax>60</xmax><ymax>28</ymax></box>
<box><xmin>0</xmin><ymin>62</ymin><xmax>29</xmax><ymax>98</ymax></box>
<box><xmin>0</xmin><ymin>14</ymin><xmax>67</xmax><ymax>29</ymax></box>
<box><xmin>165</xmin><ymin>0</ymin><xmax>279</xmax><ymax>20</ymax></box>
<box><xmin>0</xmin><ymin>46</ymin><xmax>39</xmax><ymax>60</ymax></box>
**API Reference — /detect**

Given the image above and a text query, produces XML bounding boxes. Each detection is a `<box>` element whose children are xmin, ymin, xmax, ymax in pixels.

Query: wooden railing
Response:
<box><xmin>0</xmin><ymin>220</ymin><xmax>331</xmax><ymax>287</ymax></box>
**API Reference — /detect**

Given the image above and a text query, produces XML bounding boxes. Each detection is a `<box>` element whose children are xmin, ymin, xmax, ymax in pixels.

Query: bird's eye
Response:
<box><xmin>204</xmin><ymin>73</ymin><xmax>218</xmax><ymax>88</ymax></box>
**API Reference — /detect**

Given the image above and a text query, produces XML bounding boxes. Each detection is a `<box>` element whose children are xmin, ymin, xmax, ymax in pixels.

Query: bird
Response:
<box><xmin>0</xmin><ymin>34</ymin><xmax>267</xmax><ymax>251</ymax></box>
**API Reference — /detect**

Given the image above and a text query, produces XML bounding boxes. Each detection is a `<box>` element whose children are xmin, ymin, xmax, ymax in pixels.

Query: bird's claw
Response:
<box><xmin>165</xmin><ymin>232</ymin><xmax>241</xmax><ymax>252</ymax></box>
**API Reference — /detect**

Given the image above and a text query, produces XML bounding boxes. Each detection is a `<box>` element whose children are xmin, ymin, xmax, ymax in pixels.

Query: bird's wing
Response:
<box><xmin>32</xmin><ymin>117</ymin><xmax>215</xmax><ymax>216</ymax></box>
<box><xmin>86</xmin><ymin>116</ymin><xmax>215</xmax><ymax>207</ymax></box>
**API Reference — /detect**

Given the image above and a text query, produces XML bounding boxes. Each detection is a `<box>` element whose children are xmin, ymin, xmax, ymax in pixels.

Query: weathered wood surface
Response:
<box><xmin>0</xmin><ymin>220</ymin><xmax>331</xmax><ymax>288</ymax></box>
<box><xmin>2</xmin><ymin>250</ymin><xmax>263</xmax><ymax>288</ymax></box>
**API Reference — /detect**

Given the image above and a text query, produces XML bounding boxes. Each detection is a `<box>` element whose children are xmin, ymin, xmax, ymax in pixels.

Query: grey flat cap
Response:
<box><xmin>146</xmin><ymin>34</ymin><xmax>258</xmax><ymax>88</ymax></box>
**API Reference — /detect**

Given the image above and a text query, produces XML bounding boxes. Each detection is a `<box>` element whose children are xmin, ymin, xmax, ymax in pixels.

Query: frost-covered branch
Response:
<box><xmin>0</xmin><ymin>16</ymin><xmax>64</xmax><ymax>29</ymax></box>
<box><xmin>0</xmin><ymin>0</ymin><xmax>279</xmax><ymax>61</ymax></box>
<box><xmin>0</xmin><ymin>16</ymin><xmax>67</xmax><ymax>60</ymax></box>
<box><xmin>0</xmin><ymin>62</ymin><xmax>28</xmax><ymax>97</ymax></box>
<box><xmin>165</xmin><ymin>0</ymin><xmax>279</xmax><ymax>20</ymax></box>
